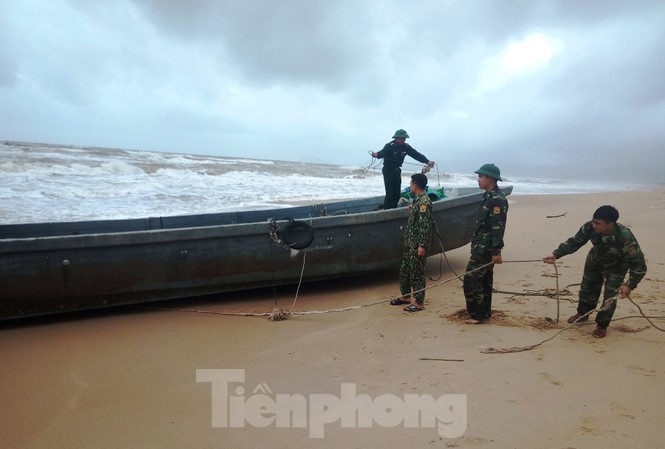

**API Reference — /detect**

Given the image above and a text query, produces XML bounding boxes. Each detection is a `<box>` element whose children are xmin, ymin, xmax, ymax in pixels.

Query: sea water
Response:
<box><xmin>0</xmin><ymin>141</ymin><xmax>647</xmax><ymax>225</ymax></box>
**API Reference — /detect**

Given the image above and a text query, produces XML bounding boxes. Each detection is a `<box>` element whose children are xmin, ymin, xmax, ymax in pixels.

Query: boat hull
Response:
<box><xmin>0</xmin><ymin>187</ymin><xmax>511</xmax><ymax>319</ymax></box>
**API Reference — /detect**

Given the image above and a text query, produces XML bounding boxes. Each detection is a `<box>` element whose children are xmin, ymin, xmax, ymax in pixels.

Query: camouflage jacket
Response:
<box><xmin>552</xmin><ymin>221</ymin><xmax>647</xmax><ymax>289</ymax></box>
<box><xmin>470</xmin><ymin>186</ymin><xmax>508</xmax><ymax>256</ymax></box>
<box><xmin>404</xmin><ymin>193</ymin><xmax>433</xmax><ymax>250</ymax></box>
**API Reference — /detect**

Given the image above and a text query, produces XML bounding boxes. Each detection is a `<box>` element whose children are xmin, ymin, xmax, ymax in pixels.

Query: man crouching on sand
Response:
<box><xmin>543</xmin><ymin>205</ymin><xmax>647</xmax><ymax>338</ymax></box>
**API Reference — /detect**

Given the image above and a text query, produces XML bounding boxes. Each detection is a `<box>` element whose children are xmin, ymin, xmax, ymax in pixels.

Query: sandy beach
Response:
<box><xmin>1</xmin><ymin>189</ymin><xmax>664</xmax><ymax>449</ymax></box>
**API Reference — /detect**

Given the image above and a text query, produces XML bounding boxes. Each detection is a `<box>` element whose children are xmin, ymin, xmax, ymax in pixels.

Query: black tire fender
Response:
<box><xmin>283</xmin><ymin>220</ymin><xmax>314</xmax><ymax>249</ymax></box>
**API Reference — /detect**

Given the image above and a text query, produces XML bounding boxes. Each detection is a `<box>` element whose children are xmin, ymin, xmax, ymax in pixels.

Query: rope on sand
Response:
<box><xmin>266</xmin><ymin>261</ymin><xmax>495</xmax><ymax>321</ymax></box>
<box><xmin>419</xmin><ymin>357</ymin><xmax>464</xmax><ymax>362</ymax></box>
<box><xmin>142</xmin><ymin>297</ymin><xmax>394</xmax><ymax>319</ymax></box>
<box><xmin>145</xmin><ymin>259</ymin><xmax>570</xmax><ymax>321</ymax></box>
<box><xmin>502</xmin><ymin>259</ymin><xmax>565</xmax><ymax>322</ymax></box>
<box><xmin>141</xmin><ymin>256</ymin><xmax>665</xmax><ymax>339</ymax></box>
<box><xmin>625</xmin><ymin>296</ymin><xmax>665</xmax><ymax>332</ymax></box>
<box><xmin>479</xmin><ymin>292</ymin><xmax>665</xmax><ymax>354</ymax></box>
<box><xmin>480</xmin><ymin>295</ymin><xmax>620</xmax><ymax>354</ymax></box>
<box><xmin>154</xmin><ymin>258</ymin><xmax>560</xmax><ymax>321</ymax></box>
<box><xmin>142</xmin><ymin>261</ymin><xmax>496</xmax><ymax>320</ymax></box>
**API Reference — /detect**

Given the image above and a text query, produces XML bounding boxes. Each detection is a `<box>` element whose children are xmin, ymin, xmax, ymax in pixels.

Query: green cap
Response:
<box><xmin>474</xmin><ymin>163</ymin><xmax>502</xmax><ymax>181</ymax></box>
<box><xmin>392</xmin><ymin>129</ymin><xmax>409</xmax><ymax>139</ymax></box>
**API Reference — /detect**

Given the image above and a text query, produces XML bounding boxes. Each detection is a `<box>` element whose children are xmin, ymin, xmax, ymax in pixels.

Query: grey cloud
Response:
<box><xmin>2</xmin><ymin>0</ymin><xmax>664</xmax><ymax>185</ymax></box>
<box><xmin>131</xmin><ymin>0</ymin><xmax>379</xmax><ymax>91</ymax></box>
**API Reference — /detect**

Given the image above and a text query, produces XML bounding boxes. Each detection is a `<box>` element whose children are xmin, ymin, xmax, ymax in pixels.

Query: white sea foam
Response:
<box><xmin>0</xmin><ymin>141</ymin><xmax>648</xmax><ymax>224</ymax></box>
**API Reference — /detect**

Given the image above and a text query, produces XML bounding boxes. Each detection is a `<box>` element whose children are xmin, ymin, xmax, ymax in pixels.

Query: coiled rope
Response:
<box><xmin>361</xmin><ymin>151</ymin><xmax>382</xmax><ymax>173</ymax></box>
<box><xmin>361</xmin><ymin>152</ymin><xmax>441</xmax><ymax>187</ymax></box>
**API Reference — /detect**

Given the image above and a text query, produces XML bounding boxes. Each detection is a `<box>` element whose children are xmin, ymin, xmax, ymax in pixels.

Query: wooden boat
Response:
<box><xmin>0</xmin><ymin>186</ymin><xmax>511</xmax><ymax>320</ymax></box>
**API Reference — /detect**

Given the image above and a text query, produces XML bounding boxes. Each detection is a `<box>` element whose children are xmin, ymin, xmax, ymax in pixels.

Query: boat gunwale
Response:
<box><xmin>0</xmin><ymin>188</ymin><xmax>501</xmax><ymax>251</ymax></box>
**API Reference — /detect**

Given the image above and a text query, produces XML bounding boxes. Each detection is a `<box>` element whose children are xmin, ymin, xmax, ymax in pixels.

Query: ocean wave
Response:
<box><xmin>0</xmin><ymin>141</ymin><xmax>650</xmax><ymax>224</ymax></box>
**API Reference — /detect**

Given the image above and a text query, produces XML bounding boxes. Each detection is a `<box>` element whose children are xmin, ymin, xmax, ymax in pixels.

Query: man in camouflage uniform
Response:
<box><xmin>543</xmin><ymin>205</ymin><xmax>647</xmax><ymax>338</ymax></box>
<box><xmin>464</xmin><ymin>164</ymin><xmax>508</xmax><ymax>324</ymax></box>
<box><xmin>391</xmin><ymin>173</ymin><xmax>433</xmax><ymax>311</ymax></box>
<box><xmin>372</xmin><ymin>129</ymin><xmax>435</xmax><ymax>210</ymax></box>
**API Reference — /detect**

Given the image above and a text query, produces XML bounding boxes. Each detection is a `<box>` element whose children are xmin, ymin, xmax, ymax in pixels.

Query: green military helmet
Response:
<box><xmin>474</xmin><ymin>163</ymin><xmax>502</xmax><ymax>181</ymax></box>
<box><xmin>392</xmin><ymin>129</ymin><xmax>410</xmax><ymax>139</ymax></box>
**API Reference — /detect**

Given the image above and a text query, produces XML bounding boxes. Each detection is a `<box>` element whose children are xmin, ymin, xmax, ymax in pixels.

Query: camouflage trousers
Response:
<box><xmin>577</xmin><ymin>253</ymin><xmax>628</xmax><ymax>328</ymax></box>
<box><xmin>463</xmin><ymin>254</ymin><xmax>494</xmax><ymax>321</ymax></box>
<box><xmin>399</xmin><ymin>246</ymin><xmax>427</xmax><ymax>304</ymax></box>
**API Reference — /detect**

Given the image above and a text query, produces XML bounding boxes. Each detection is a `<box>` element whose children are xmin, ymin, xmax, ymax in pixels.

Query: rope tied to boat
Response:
<box><xmin>143</xmin><ymin>259</ymin><xmax>559</xmax><ymax>320</ymax></box>
<box><xmin>140</xmin><ymin>260</ymin><xmax>496</xmax><ymax>320</ymax></box>
<box><xmin>139</xmin><ymin>252</ymin><xmax>665</xmax><ymax>349</ymax></box>
<box><xmin>268</xmin><ymin>218</ymin><xmax>314</xmax><ymax>252</ymax></box>
<box><xmin>268</xmin><ymin>248</ymin><xmax>308</xmax><ymax>321</ymax></box>
<box><xmin>268</xmin><ymin>219</ymin><xmax>289</xmax><ymax>249</ymax></box>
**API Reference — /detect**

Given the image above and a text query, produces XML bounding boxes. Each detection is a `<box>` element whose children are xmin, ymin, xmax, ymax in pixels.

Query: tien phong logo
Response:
<box><xmin>197</xmin><ymin>369</ymin><xmax>467</xmax><ymax>438</ymax></box>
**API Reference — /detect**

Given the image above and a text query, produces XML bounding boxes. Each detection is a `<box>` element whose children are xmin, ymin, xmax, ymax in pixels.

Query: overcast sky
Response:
<box><xmin>1</xmin><ymin>0</ymin><xmax>664</xmax><ymax>182</ymax></box>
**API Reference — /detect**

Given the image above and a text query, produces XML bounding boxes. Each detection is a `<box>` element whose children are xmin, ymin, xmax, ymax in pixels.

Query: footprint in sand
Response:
<box><xmin>579</xmin><ymin>416</ymin><xmax>599</xmax><ymax>435</ymax></box>
<box><xmin>538</xmin><ymin>371</ymin><xmax>563</xmax><ymax>386</ymax></box>
<box><xmin>611</xmin><ymin>401</ymin><xmax>636</xmax><ymax>420</ymax></box>
<box><xmin>625</xmin><ymin>365</ymin><xmax>656</xmax><ymax>377</ymax></box>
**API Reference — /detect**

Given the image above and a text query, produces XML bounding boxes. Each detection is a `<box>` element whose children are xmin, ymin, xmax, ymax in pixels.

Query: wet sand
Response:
<box><xmin>1</xmin><ymin>190</ymin><xmax>664</xmax><ymax>448</ymax></box>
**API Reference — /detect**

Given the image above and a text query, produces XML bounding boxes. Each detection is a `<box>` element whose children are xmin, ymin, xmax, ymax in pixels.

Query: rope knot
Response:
<box><xmin>268</xmin><ymin>307</ymin><xmax>289</xmax><ymax>321</ymax></box>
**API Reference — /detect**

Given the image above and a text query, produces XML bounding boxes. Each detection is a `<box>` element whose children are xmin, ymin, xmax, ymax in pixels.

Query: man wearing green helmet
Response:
<box><xmin>371</xmin><ymin>129</ymin><xmax>435</xmax><ymax>209</ymax></box>
<box><xmin>542</xmin><ymin>205</ymin><xmax>647</xmax><ymax>338</ymax></box>
<box><xmin>463</xmin><ymin>163</ymin><xmax>509</xmax><ymax>324</ymax></box>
